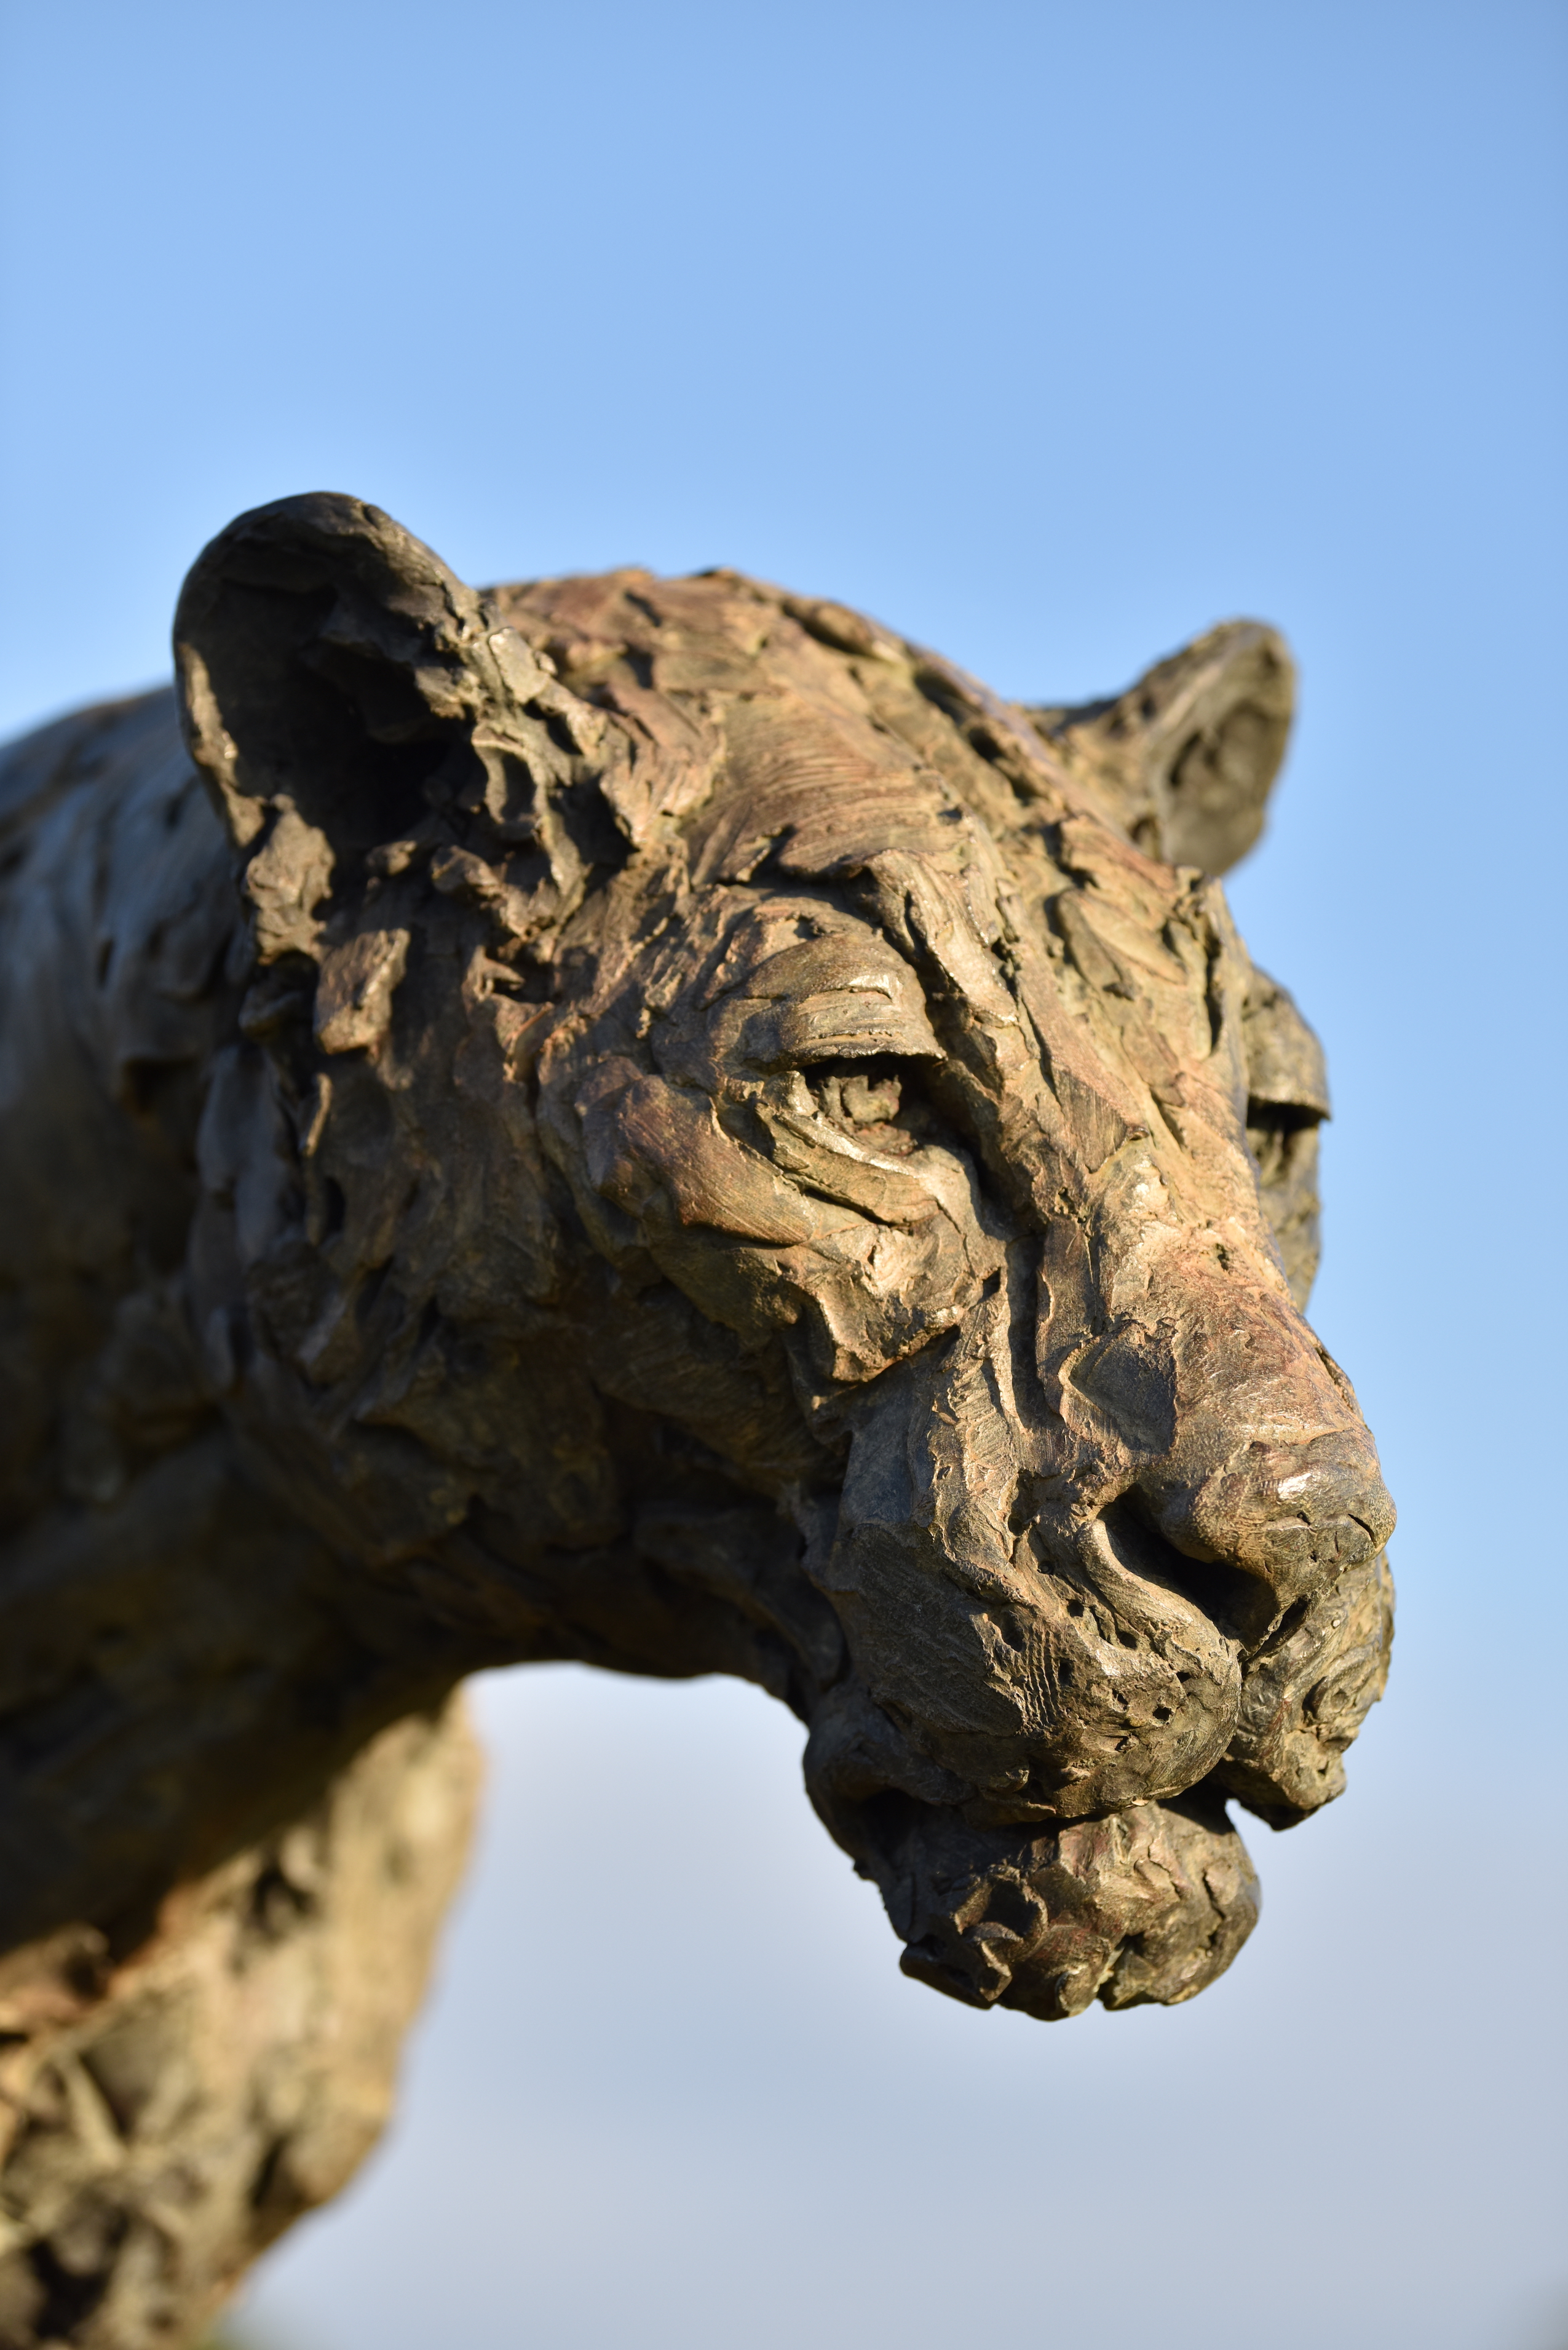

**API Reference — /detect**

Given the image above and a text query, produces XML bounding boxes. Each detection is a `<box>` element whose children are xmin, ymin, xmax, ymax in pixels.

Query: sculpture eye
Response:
<box><xmin>804</xmin><ymin>1057</ymin><xmax>927</xmax><ymax>1154</ymax></box>
<box><xmin>839</xmin><ymin>1071</ymin><xmax>901</xmax><ymax>1125</ymax></box>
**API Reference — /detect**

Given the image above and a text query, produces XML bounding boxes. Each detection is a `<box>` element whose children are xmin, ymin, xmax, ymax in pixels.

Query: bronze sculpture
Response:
<box><xmin>0</xmin><ymin>496</ymin><xmax>1394</xmax><ymax>2346</ymax></box>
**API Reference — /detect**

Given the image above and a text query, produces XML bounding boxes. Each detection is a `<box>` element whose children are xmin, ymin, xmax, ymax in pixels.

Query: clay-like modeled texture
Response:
<box><xmin>0</xmin><ymin>1704</ymin><xmax>477</xmax><ymax>2350</ymax></box>
<box><xmin>0</xmin><ymin>496</ymin><xmax>1394</xmax><ymax>2344</ymax></box>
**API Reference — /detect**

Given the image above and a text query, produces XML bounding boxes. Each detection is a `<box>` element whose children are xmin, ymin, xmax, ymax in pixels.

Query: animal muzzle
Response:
<box><xmin>1147</xmin><ymin>1424</ymin><xmax>1395</xmax><ymax>1632</ymax></box>
<box><xmin>1055</xmin><ymin>1231</ymin><xmax>1396</xmax><ymax>1643</ymax></box>
<box><xmin>802</xmin><ymin>1256</ymin><xmax>1396</xmax><ymax>2014</ymax></box>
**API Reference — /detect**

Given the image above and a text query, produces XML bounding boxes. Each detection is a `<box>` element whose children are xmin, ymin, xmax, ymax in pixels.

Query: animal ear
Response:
<box><xmin>1024</xmin><ymin>621</ymin><xmax>1295</xmax><ymax>875</ymax></box>
<box><xmin>175</xmin><ymin>493</ymin><xmax>497</xmax><ymax>860</ymax></box>
<box><xmin>173</xmin><ymin>493</ymin><xmax>614</xmax><ymax>964</ymax></box>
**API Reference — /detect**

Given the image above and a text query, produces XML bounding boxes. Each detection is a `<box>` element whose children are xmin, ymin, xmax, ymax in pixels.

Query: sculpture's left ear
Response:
<box><xmin>174</xmin><ymin>493</ymin><xmax>611</xmax><ymax>964</ymax></box>
<box><xmin>1023</xmin><ymin>621</ymin><xmax>1296</xmax><ymax>875</ymax></box>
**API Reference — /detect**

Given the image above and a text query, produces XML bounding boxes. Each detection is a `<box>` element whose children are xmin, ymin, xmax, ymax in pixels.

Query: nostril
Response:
<box><xmin>1091</xmin><ymin>1491</ymin><xmax>1259</xmax><ymax>1640</ymax></box>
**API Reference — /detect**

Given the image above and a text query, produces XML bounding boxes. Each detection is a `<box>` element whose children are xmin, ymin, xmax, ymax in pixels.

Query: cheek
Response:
<box><xmin>583</xmin><ymin>1073</ymin><xmax>991</xmax><ymax>1384</ymax></box>
<box><xmin>584</xmin><ymin>1073</ymin><xmax>820</xmax><ymax>1245</ymax></box>
<box><xmin>636</xmin><ymin>1214</ymin><xmax>984</xmax><ymax>1384</ymax></box>
<box><xmin>821</xmin><ymin>1507</ymin><xmax>1241</xmax><ymax>1823</ymax></box>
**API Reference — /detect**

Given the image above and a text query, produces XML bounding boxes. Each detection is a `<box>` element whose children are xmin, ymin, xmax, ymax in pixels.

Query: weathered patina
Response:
<box><xmin>0</xmin><ymin>497</ymin><xmax>1393</xmax><ymax>2345</ymax></box>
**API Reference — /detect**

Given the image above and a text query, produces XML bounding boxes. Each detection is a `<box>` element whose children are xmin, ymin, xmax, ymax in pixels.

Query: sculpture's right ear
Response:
<box><xmin>174</xmin><ymin>493</ymin><xmax>610</xmax><ymax>964</ymax></box>
<box><xmin>174</xmin><ymin>493</ymin><xmax>496</xmax><ymax>861</ymax></box>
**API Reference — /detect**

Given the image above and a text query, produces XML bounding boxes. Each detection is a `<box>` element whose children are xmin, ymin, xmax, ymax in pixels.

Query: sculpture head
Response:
<box><xmin>174</xmin><ymin>494</ymin><xmax>1393</xmax><ymax>2021</ymax></box>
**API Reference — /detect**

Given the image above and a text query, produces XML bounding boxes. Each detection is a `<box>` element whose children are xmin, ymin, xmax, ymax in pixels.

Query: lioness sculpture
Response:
<box><xmin>0</xmin><ymin>496</ymin><xmax>1394</xmax><ymax>2347</ymax></box>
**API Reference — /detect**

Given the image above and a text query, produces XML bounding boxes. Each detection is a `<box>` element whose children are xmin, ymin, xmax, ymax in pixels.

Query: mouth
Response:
<box><xmin>877</xmin><ymin>1785</ymin><xmax>1261</xmax><ymax>2022</ymax></box>
<box><xmin>801</xmin><ymin>1673</ymin><xmax>1263</xmax><ymax>2022</ymax></box>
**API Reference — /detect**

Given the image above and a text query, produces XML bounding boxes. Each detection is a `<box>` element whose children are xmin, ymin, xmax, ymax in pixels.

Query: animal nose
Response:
<box><xmin>1147</xmin><ymin>1428</ymin><xmax>1395</xmax><ymax>1621</ymax></box>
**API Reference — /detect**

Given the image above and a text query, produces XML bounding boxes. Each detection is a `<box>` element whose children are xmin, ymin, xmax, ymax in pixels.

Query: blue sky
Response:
<box><xmin>3</xmin><ymin>4</ymin><xmax>1564</xmax><ymax>2345</ymax></box>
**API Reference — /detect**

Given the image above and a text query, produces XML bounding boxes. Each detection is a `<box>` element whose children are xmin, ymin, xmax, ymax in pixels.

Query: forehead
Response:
<box><xmin>491</xmin><ymin>563</ymin><xmax>1028</xmax><ymax>878</ymax></box>
<box><xmin>502</xmin><ymin>568</ymin><xmax>1264</xmax><ymax>1253</ymax></box>
<box><xmin>684</xmin><ymin>694</ymin><xmax>968</xmax><ymax>887</ymax></box>
<box><xmin>502</xmin><ymin>565</ymin><xmax>1232</xmax><ymax>1086</ymax></box>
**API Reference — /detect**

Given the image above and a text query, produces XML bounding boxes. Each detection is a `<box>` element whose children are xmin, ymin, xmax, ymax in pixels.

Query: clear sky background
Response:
<box><xmin>3</xmin><ymin>4</ymin><xmax>1565</xmax><ymax>2346</ymax></box>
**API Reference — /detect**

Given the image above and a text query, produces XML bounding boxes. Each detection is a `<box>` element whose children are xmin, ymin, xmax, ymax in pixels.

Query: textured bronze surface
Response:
<box><xmin>0</xmin><ymin>497</ymin><xmax>1393</xmax><ymax>2343</ymax></box>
